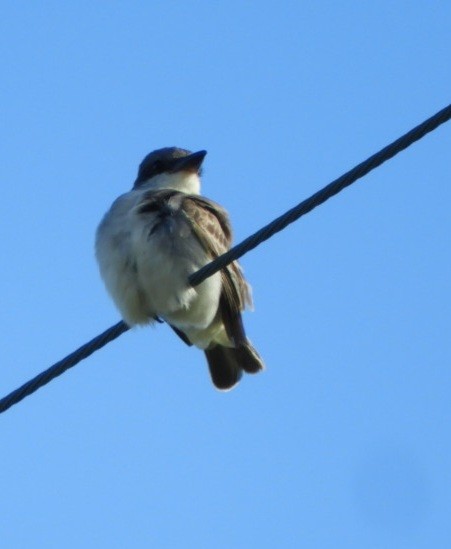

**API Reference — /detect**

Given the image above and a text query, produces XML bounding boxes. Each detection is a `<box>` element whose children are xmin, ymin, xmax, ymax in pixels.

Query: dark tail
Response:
<box><xmin>204</xmin><ymin>340</ymin><xmax>264</xmax><ymax>390</ymax></box>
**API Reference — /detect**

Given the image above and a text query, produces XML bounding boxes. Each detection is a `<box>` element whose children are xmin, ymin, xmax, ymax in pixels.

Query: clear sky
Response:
<box><xmin>1</xmin><ymin>2</ymin><xmax>450</xmax><ymax>548</ymax></box>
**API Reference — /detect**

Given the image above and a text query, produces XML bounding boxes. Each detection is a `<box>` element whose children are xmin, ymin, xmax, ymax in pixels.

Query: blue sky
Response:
<box><xmin>1</xmin><ymin>2</ymin><xmax>450</xmax><ymax>548</ymax></box>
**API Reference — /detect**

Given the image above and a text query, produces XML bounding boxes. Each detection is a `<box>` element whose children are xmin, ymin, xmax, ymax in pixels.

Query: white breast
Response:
<box><xmin>95</xmin><ymin>189</ymin><xmax>222</xmax><ymax>331</ymax></box>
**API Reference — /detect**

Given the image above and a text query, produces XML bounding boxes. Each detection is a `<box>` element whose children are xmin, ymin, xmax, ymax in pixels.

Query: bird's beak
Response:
<box><xmin>170</xmin><ymin>150</ymin><xmax>207</xmax><ymax>173</ymax></box>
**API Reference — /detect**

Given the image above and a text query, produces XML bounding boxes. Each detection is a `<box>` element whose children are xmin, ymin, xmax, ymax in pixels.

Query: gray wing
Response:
<box><xmin>182</xmin><ymin>195</ymin><xmax>253</xmax><ymax>346</ymax></box>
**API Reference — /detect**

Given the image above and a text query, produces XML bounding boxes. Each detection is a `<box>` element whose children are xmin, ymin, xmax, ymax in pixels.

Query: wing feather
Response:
<box><xmin>182</xmin><ymin>195</ymin><xmax>252</xmax><ymax>345</ymax></box>
<box><xmin>136</xmin><ymin>189</ymin><xmax>253</xmax><ymax>346</ymax></box>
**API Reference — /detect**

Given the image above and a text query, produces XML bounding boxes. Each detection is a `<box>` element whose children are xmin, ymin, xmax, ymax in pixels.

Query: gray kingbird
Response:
<box><xmin>96</xmin><ymin>147</ymin><xmax>264</xmax><ymax>389</ymax></box>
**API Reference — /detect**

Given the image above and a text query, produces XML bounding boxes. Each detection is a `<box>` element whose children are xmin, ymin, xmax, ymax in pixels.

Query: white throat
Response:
<box><xmin>140</xmin><ymin>172</ymin><xmax>201</xmax><ymax>194</ymax></box>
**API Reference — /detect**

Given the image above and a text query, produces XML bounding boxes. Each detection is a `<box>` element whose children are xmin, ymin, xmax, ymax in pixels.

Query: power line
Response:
<box><xmin>1</xmin><ymin>104</ymin><xmax>450</xmax><ymax>414</ymax></box>
<box><xmin>0</xmin><ymin>321</ymin><xmax>130</xmax><ymax>414</ymax></box>
<box><xmin>190</xmin><ymin>104</ymin><xmax>451</xmax><ymax>285</ymax></box>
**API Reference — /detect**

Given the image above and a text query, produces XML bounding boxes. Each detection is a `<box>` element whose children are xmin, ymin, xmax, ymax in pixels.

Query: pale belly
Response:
<box><xmin>98</xmin><ymin>213</ymin><xmax>222</xmax><ymax>335</ymax></box>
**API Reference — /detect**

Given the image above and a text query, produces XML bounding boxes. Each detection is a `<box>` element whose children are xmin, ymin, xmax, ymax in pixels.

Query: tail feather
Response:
<box><xmin>204</xmin><ymin>340</ymin><xmax>264</xmax><ymax>390</ymax></box>
<box><xmin>204</xmin><ymin>346</ymin><xmax>242</xmax><ymax>390</ymax></box>
<box><xmin>235</xmin><ymin>341</ymin><xmax>264</xmax><ymax>374</ymax></box>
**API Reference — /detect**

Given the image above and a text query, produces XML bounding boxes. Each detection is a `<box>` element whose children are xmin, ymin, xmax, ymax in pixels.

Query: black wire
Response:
<box><xmin>1</xmin><ymin>104</ymin><xmax>450</xmax><ymax>414</ymax></box>
<box><xmin>0</xmin><ymin>322</ymin><xmax>130</xmax><ymax>413</ymax></box>
<box><xmin>190</xmin><ymin>104</ymin><xmax>451</xmax><ymax>286</ymax></box>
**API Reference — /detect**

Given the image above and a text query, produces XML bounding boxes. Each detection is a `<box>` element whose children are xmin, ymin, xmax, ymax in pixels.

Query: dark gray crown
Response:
<box><xmin>134</xmin><ymin>147</ymin><xmax>207</xmax><ymax>188</ymax></box>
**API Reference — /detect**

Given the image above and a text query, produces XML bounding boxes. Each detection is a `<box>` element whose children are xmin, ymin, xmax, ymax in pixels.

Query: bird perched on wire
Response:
<box><xmin>95</xmin><ymin>147</ymin><xmax>264</xmax><ymax>389</ymax></box>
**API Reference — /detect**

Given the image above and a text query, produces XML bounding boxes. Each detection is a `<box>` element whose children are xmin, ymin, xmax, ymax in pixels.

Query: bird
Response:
<box><xmin>95</xmin><ymin>147</ymin><xmax>264</xmax><ymax>390</ymax></box>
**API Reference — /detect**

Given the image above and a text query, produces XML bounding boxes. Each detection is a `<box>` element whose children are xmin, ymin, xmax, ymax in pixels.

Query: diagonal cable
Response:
<box><xmin>1</xmin><ymin>103</ymin><xmax>450</xmax><ymax>414</ymax></box>
<box><xmin>190</xmin><ymin>104</ymin><xmax>451</xmax><ymax>285</ymax></box>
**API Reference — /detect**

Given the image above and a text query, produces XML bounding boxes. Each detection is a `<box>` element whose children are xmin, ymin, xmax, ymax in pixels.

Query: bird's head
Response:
<box><xmin>133</xmin><ymin>147</ymin><xmax>207</xmax><ymax>194</ymax></box>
